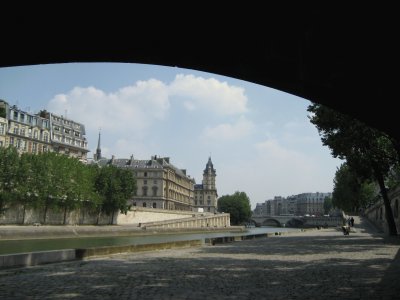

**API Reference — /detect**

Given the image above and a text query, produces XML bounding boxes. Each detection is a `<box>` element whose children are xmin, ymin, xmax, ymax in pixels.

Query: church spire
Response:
<box><xmin>95</xmin><ymin>130</ymin><xmax>102</xmax><ymax>161</ymax></box>
<box><xmin>202</xmin><ymin>156</ymin><xmax>216</xmax><ymax>190</ymax></box>
<box><xmin>204</xmin><ymin>156</ymin><xmax>216</xmax><ymax>175</ymax></box>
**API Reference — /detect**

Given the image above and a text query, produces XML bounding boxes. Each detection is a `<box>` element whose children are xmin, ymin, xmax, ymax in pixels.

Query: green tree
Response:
<box><xmin>95</xmin><ymin>165</ymin><xmax>136</xmax><ymax>224</ymax></box>
<box><xmin>217</xmin><ymin>191</ymin><xmax>251</xmax><ymax>225</ymax></box>
<box><xmin>0</xmin><ymin>147</ymin><xmax>20</xmax><ymax>214</ymax></box>
<box><xmin>14</xmin><ymin>153</ymin><xmax>39</xmax><ymax>223</ymax></box>
<box><xmin>308</xmin><ymin>103</ymin><xmax>399</xmax><ymax>235</ymax></box>
<box><xmin>34</xmin><ymin>152</ymin><xmax>64</xmax><ymax>224</ymax></box>
<box><xmin>323</xmin><ymin>196</ymin><xmax>333</xmax><ymax>215</ymax></box>
<box><xmin>332</xmin><ymin>163</ymin><xmax>375</xmax><ymax>213</ymax></box>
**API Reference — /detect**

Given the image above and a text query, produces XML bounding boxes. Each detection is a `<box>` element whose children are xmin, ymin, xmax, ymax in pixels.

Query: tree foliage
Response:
<box><xmin>0</xmin><ymin>147</ymin><xmax>19</xmax><ymax>214</ymax></box>
<box><xmin>0</xmin><ymin>147</ymin><xmax>136</xmax><ymax>224</ymax></box>
<box><xmin>217</xmin><ymin>191</ymin><xmax>251</xmax><ymax>225</ymax></box>
<box><xmin>332</xmin><ymin>163</ymin><xmax>375</xmax><ymax>213</ymax></box>
<box><xmin>95</xmin><ymin>165</ymin><xmax>136</xmax><ymax>224</ymax></box>
<box><xmin>308</xmin><ymin>103</ymin><xmax>399</xmax><ymax>235</ymax></box>
<box><xmin>323</xmin><ymin>196</ymin><xmax>333</xmax><ymax>215</ymax></box>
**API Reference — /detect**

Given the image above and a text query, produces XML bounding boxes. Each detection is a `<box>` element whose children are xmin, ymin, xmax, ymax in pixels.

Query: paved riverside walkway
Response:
<box><xmin>1</xmin><ymin>216</ymin><xmax>400</xmax><ymax>299</ymax></box>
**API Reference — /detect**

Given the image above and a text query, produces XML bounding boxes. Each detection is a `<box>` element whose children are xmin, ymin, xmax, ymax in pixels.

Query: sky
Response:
<box><xmin>0</xmin><ymin>63</ymin><xmax>343</xmax><ymax>209</ymax></box>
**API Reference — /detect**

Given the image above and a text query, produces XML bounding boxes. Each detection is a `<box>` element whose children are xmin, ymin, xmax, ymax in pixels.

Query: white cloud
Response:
<box><xmin>283</xmin><ymin>121</ymin><xmax>301</xmax><ymax>130</ymax></box>
<box><xmin>281</xmin><ymin>120</ymin><xmax>322</xmax><ymax>145</ymax></box>
<box><xmin>112</xmin><ymin>139</ymin><xmax>153</xmax><ymax>159</ymax></box>
<box><xmin>47</xmin><ymin>79</ymin><xmax>169</xmax><ymax>134</ymax></box>
<box><xmin>217</xmin><ymin>138</ymin><xmax>337</xmax><ymax>209</ymax></box>
<box><xmin>183</xmin><ymin>101</ymin><xmax>196</xmax><ymax>111</ymax></box>
<box><xmin>201</xmin><ymin>116</ymin><xmax>254</xmax><ymax>142</ymax></box>
<box><xmin>254</xmin><ymin>139</ymin><xmax>309</xmax><ymax>162</ymax></box>
<box><xmin>169</xmin><ymin>74</ymin><xmax>248</xmax><ymax>115</ymax></box>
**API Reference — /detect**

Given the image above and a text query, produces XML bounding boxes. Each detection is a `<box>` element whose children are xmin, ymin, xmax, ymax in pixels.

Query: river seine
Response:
<box><xmin>0</xmin><ymin>226</ymin><xmax>301</xmax><ymax>255</ymax></box>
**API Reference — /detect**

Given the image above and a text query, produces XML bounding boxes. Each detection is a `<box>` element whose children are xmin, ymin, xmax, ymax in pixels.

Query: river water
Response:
<box><xmin>0</xmin><ymin>226</ymin><xmax>301</xmax><ymax>255</ymax></box>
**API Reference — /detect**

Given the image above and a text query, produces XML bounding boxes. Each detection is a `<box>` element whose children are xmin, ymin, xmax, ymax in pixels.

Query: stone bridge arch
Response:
<box><xmin>262</xmin><ymin>218</ymin><xmax>282</xmax><ymax>227</ymax></box>
<box><xmin>250</xmin><ymin>218</ymin><xmax>283</xmax><ymax>227</ymax></box>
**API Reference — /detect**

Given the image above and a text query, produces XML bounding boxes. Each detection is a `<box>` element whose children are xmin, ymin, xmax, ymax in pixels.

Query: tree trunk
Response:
<box><xmin>110</xmin><ymin>210</ymin><xmax>115</xmax><ymax>225</ymax></box>
<box><xmin>43</xmin><ymin>205</ymin><xmax>48</xmax><ymax>224</ymax></box>
<box><xmin>375</xmin><ymin>170</ymin><xmax>398</xmax><ymax>235</ymax></box>
<box><xmin>63</xmin><ymin>207</ymin><xmax>67</xmax><ymax>225</ymax></box>
<box><xmin>22</xmin><ymin>205</ymin><xmax>26</xmax><ymax>224</ymax></box>
<box><xmin>96</xmin><ymin>210</ymin><xmax>101</xmax><ymax>225</ymax></box>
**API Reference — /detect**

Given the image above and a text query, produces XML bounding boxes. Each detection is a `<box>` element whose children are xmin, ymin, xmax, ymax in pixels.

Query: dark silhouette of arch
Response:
<box><xmin>1</xmin><ymin>6</ymin><xmax>398</xmax><ymax>141</ymax></box>
<box><xmin>262</xmin><ymin>219</ymin><xmax>282</xmax><ymax>227</ymax></box>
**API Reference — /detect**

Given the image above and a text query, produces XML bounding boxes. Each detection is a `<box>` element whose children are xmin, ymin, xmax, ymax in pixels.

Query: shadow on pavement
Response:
<box><xmin>1</xmin><ymin>216</ymin><xmax>399</xmax><ymax>299</ymax></box>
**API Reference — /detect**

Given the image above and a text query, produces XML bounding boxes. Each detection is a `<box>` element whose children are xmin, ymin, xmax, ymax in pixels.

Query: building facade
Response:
<box><xmin>0</xmin><ymin>100</ymin><xmax>89</xmax><ymax>161</ymax></box>
<box><xmin>95</xmin><ymin>155</ymin><xmax>195</xmax><ymax>211</ymax></box>
<box><xmin>0</xmin><ymin>116</ymin><xmax>7</xmax><ymax>148</ymax></box>
<box><xmin>39</xmin><ymin>110</ymin><xmax>89</xmax><ymax>162</ymax></box>
<box><xmin>193</xmin><ymin>157</ymin><xmax>218</xmax><ymax>213</ymax></box>
<box><xmin>296</xmin><ymin>192</ymin><xmax>332</xmax><ymax>216</ymax></box>
<box><xmin>1</xmin><ymin>100</ymin><xmax>52</xmax><ymax>154</ymax></box>
<box><xmin>253</xmin><ymin>192</ymin><xmax>332</xmax><ymax>216</ymax></box>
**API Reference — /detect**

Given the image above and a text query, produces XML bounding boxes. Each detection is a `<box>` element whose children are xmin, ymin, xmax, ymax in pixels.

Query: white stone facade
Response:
<box><xmin>193</xmin><ymin>157</ymin><xmax>218</xmax><ymax>213</ymax></box>
<box><xmin>254</xmin><ymin>192</ymin><xmax>332</xmax><ymax>216</ymax></box>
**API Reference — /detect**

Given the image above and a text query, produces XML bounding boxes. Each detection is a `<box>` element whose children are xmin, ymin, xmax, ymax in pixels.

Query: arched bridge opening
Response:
<box><xmin>262</xmin><ymin>219</ymin><xmax>282</xmax><ymax>227</ymax></box>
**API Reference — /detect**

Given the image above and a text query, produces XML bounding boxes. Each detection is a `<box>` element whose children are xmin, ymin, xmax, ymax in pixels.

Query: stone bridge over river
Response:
<box><xmin>251</xmin><ymin>215</ymin><xmax>343</xmax><ymax>228</ymax></box>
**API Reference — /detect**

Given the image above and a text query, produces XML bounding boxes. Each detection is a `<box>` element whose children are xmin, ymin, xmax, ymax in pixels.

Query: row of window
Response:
<box><xmin>138</xmin><ymin>171</ymin><xmax>163</xmax><ymax>178</ymax></box>
<box><xmin>143</xmin><ymin>180</ymin><xmax>158</xmax><ymax>185</ymax></box>
<box><xmin>195</xmin><ymin>195</ymin><xmax>212</xmax><ymax>200</ymax></box>
<box><xmin>53</xmin><ymin>126</ymin><xmax>81</xmax><ymax>137</ymax></box>
<box><xmin>53</xmin><ymin>134</ymin><xmax>86</xmax><ymax>147</ymax></box>
<box><xmin>9</xmin><ymin>137</ymin><xmax>48</xmax><ymax>153</ymax></box>
<box><xmin>10</xmin><ymin>126</ymin><xmax>49</xmax><ymax>142</ymax></box>
<box><xmin>194</xmin><ymin>200</ymin><xmax>212</xmax><ymax>205</ymax></box>
<box><xmin>137</xmin><ymin>187</ymin><xmax>192</xmax><ymax>203</ymax></box>
<box><xmin>52</xmin><ymin>116</ymin><xmax>81</xmax><ymax>129</ymax></box>
<box><xmin>132</xmin><ymin>202</ymin><xmax>157</xmax><ymax>208</ymax></box>
<box><xmin>0</xmin><ymin>123</ymin><xmax>6</xmax><ymax>135</ymax></box>
<box><xmin>12</xmin><ymin>111</ymin><xmax>50</xmax><ymax>128</ymax></box>
<box><xmin>140</xmin><ymin>186</ymin><xmax>158</xmax><ymax>196</ymax></box>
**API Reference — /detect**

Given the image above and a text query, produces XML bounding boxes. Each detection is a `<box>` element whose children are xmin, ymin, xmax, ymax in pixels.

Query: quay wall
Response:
<box><xmin>0</xmin><ymin>206</ymin><xmax>214</xmax><ymax>226</ymax></box>
<box><xmin>116</xmin><ymin>207</ymin><xmax>202</xmax><ymax>225</ymax></box>
<box><xmin>141</xmin><ymin>213</ymin><xmax>230</xmax><ymax>229</ymax></box>
<box><xmin>363</xmin><ymin>185</ymin><xmax>400</xmax><ymax>234</ymax></box>
<box><xmin>0</xmin><ymin>228</ymin><xmax>309</xmax><ymax>269</ymax></box>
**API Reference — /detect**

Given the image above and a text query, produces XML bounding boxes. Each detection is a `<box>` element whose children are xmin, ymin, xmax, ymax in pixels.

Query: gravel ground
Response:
<box><xmin>1</xmin><ymin>216</ymin><xmax>399</xmax><ymax>299</ymax></box>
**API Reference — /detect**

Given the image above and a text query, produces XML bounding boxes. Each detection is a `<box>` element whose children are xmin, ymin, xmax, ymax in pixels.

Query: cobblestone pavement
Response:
<box><xmin>1</xmin><ymin>216</ymin><xmax>400</xmax><ymax>299</ymax></box>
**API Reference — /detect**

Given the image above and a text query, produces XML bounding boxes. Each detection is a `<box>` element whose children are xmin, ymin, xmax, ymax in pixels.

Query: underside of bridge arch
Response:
<box><xmin>262</xmin><ymin>219</ymin><xmax>282</xmax><ymax>227</ymax></box>
<box><xmin>286</xmin><ymin>218</ymin><xmax>305</xmax><ymax>228</ymax></box>
<box><xmin>1</xmin><ymin>6</ymin><xmax>398</xmax><ymax>142</ymax></box>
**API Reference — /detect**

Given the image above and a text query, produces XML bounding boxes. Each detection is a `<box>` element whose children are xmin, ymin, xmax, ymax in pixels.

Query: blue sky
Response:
<box><xmin>0</xmin><ymin>63</ymin><xmax>343</xmax><ymax>209</ymax></box>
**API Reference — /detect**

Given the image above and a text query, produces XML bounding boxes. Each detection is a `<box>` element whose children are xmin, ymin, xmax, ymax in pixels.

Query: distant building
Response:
<box><xmin>0</xmin><ymin>115</ymin><xmax>7</xmax><ymax>147</ymax></box>
<box><xmin>0</xmin><ymin>100</ymin><xmax>89</xmax><ymax>162</ymax></box>
<box><xmin>39</xmin><ymin>110</ymin><xmax>89</xmax><ymax>162</ymax></box>
<box><xmin>91</xmin><ymin>133</ymin><xmax>219</xmax><ymax>212</ymax></box>
<box><xmin>193</xmin><ymin>157</ymin><xmax>218</xmax><ymax>213</ymax></box>
<box><xmin>253</xmin><ymin>192</ymin><xmax>332</xmax><ymax>216</ymax></box>
<box><xmin>253</xmin><ymin>202</ymin><xmax>267</xmax><ymax>216</ymax></box>
<box><xmin>1</xmin><ymin>100</ymin><xmax>51</xmax><ymax>154</ymax></box>
<box><xmin>95</xmin><ymin>154</ymin><xmax>195</xmax><ymax>211</ymax></box>
<box><xmin>296</xmin><ymin>192</ymin><xmax>332</xmax><ymax>216</ymax></box>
